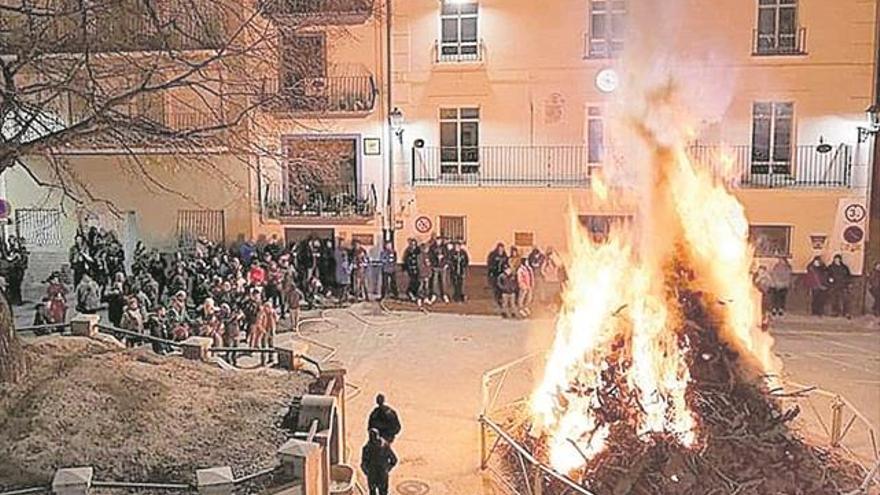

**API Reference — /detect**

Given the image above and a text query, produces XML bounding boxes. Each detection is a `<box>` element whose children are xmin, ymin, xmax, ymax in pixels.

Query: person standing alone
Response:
<box><xmin>361</xmin><ymin>428</ymin><xmax>397</xmax><ymax>495</ymax></box>
<box><xmin>368</xmin><ymin>394</ymin><xmax>402</xmax><ymax>443</ymax></box>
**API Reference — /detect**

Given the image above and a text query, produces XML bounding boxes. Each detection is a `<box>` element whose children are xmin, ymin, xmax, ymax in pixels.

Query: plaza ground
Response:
<box><xmin>282</xmin><ymin>307</ymin><xmax>880</xmax><ymax>495</ymax></box>
<box><xmin>12</xmin><ymin>305</ymin><xmax>880</xmax><ymax>494</ymax></box>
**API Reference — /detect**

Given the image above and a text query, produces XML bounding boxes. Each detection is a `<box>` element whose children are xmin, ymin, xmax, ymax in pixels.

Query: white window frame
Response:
<box><xmin>755</xmin><ymin>0</ymin><xmax>799</xmax><ymax>54</ymax></box>
<box><xmin>438</xmin><ymin>0</ymin><xmax>480</xmax><ymax>62</ymax></box>
<box><xmin>750</xmin><ymin>101</ymin><xmax>794</xmax><ymax>175</ymax></box>
<box><xmin>586</xmin><ymin>105</ymin><xmax>605</xmax><ymax>165</ymax></box>
<box><xmin>439</xmin><ymin>107</ymin><xmax>480</xmax><ymax>175</ymax></box>
<box><xmin>587</xmin><ymin>0</ymin><xmax>626</xmax><ymax>59</ymax></box>
<box><xmin>440</xmin><ymin>215</ymin><xmax>467</xmax><ymax>243</ymax></box>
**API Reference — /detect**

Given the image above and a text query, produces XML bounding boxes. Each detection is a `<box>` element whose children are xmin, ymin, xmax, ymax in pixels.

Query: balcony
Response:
<box><xmin>260</xmin><ymin>75</ymin><xmax>377</xmax><ymax>117</ymax></box>
<box><xmin>412</xmin><ymin>146</ymin><xmax>597</xmax><ymax>187</ymax></box>
<box><xmin>752</xmin><ymin>27</ymin><xmax>808</xmax><ymax>56</ymax></box>
<box><xmin>434</xmin><ymin>39</ymin><xmax>485</xmax><ymax>64</ymax></box>
<box><xmin>411</xmin><ymin>144</ymin><xmax>853</xmax><ymax>189</ymax></box>
<box><xmin>687</xmin><ymin>144</ymin><xmax>852</xmax><ymax>188</ymax></box>
<box><xmin>258</xmin><ymin>0</ymin><xmax>374</xmax><ymax>24</ymax></box>
<box><xmin>264</xmin><ymin>182</ymin><xmax>377</xmax><ymax>223</ymax></box>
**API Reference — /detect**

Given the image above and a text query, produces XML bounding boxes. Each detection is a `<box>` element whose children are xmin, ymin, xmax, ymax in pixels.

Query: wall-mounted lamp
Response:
<box><xmin>390</xmin><ymin>107</ymin><xmax>405</xmax><ymax>143</ymax></box>
<box><xmin>858</xmin><ymin>103</ymin><xmax>879</xmax><ymax>143</ymax></box>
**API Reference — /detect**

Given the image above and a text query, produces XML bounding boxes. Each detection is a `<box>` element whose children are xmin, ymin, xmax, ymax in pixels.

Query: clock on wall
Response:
<box><xmin>596</xmin><ymin>68</ymin><xmax>619</xmax><ymax>94</ymax></box>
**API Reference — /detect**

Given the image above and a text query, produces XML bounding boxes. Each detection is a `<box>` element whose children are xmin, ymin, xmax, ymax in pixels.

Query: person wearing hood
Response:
<box><xmin>827</xmin><ymin>254</ymin><xmax>852</xmax><ymax>319</ymax></box>
<box><xmin>804</xmin><ymin>256</ymin><xmax>829</xmax><ymax>316</ymax></box>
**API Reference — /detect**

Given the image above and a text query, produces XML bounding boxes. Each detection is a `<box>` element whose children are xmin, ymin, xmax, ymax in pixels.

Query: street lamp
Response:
<box><xmin>390</xmin><ymin>107</ymin><xmax>405</xmax><ymax>143</ymax></box>
<box><xmin>858</xmin><ymin>104</ymin><xmax>879</xmax><ymax>143</ymax></box>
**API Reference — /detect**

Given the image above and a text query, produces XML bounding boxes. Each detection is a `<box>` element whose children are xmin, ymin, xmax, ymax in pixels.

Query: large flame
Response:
<box><xmin>529</xmin><ymin>112</ymin><xmax>779</xmax><ymax>475</ymax></box>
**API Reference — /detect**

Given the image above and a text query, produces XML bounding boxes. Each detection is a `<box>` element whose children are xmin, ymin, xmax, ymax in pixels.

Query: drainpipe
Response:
<box><xmin>384</xmin><ymin>0</ymin><xmax>394</xmax><ymax>244</ymax></box>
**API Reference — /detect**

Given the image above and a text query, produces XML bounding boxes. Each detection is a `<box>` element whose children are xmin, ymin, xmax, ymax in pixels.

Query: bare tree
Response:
<box><xmin>0</xmin><ymin>0</ymin><xmax>380</xmax><ymax>376</ymax></box>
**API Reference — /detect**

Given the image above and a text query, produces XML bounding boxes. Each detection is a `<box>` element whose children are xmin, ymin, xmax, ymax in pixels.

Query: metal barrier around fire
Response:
<box><xmin>478</xmin><ymin>352</ymin><xmax>879</xmax><ymax>495</ymax></box>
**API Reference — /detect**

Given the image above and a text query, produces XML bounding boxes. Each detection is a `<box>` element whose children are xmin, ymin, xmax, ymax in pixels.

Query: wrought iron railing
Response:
<box><xmin>258</xmin><ymin>0</ymin><xmax>374</xmax><ymax>23</ymax></box>
<box><xmin>412</xmin><ymin>146</ymin><xmax>598</xmax><ymax>186</ymax></box>
<box><xmin>687</xmin><ymin>143</ymin><xmax>853</xmax><ymax>188</ymax></box>
<box><xmin>753</xmin><ymin>27</ymin><xmax>808</xmax><ymax>56</ymax></box>
<box><xmin>478</xmin><ymin>352</ymin><xmax>879</xmax><ymax>495</ymax></box>
<box><xmin>434</xmin><ymin>39</ymin><xmax>485</xmax><ymax>63</ymax></box>
<box><xmin>411</xmin><ymin>144</ymin><xmax>853</xmax><ymax>189</ymax></box>
<box><xmin>260</xmin><ymin>75</ymin><xmax>377</xmax><ymax>114</ymax></box>
<box><xmin>264</xmin><ymin>182</ymin><xmax>377</xmax><ymax>219</ymax></box>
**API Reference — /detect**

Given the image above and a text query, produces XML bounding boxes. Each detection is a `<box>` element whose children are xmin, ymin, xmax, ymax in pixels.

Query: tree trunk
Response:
<box><xmin>0</xmin><ymin>292</ymin><xmax>27</xmax><ymax>384</ymax></box>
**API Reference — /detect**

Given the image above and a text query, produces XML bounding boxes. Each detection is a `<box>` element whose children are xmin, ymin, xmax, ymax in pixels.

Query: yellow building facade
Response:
<box><xmin>4</xmin><ymin>0</ymin><xmax>878</xmax><ymax>290</ymax></box>
<box><xmin>389</xmin><ymin>0</ymin><xmax>878</xmax><ymax>274</ymax></box>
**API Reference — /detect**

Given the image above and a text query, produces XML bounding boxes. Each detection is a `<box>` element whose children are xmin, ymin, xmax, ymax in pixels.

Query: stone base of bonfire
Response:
<box><xmin>501</xmin><ymin>320</ymin><xmax>868</xmax><ymax>495</ymax></box>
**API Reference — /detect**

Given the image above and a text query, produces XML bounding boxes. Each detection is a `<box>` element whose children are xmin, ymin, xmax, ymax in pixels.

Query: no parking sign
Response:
<box><xmin>414</xmin><ymin>216</ymin><xmax>433</xmax><ymax>234</ymax></box>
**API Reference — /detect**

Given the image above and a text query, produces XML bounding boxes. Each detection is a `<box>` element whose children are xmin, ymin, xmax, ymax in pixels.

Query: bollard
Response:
<box><xmin>70</xmin><ymin>315</ymin><xmax>100</xmax><ymax>338</ymax></box>
<box><xmin>196</xmin><ymin>466</ymin><xmax>234</xmax><ymax>495</ymax></box>
<box><xmin>277</xmin><ymin>439</ymin><xmax>324</xmax><ymax>495</ymax></box>
<box><xmin>52</xmin><ymin>467</ymin><xmax>93</xmax><ymax>495</ymax></box>
<box><xmin>181</xmin><ymin>337</ymin><xmax>213</xmax><ymax>361</ymax></box>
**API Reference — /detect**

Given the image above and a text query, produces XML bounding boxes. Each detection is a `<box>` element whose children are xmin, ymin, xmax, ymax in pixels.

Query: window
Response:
<box><xmin>587</xmin><ymin>106</ymin><xmax>604</xmax><ymax>164</ymax></box>
<box><xmin>440</xmin><ymin>107</ymin><xmax>480</xmax><ymax>174</ymax></box>
<box><xmin>587</xmin><ymin>0</ymin><xmax>625</xmax><ymax>58</ymax></box>
<box><xmin>440</xmin><ymin>216</ymin><xmax>466</xmax><ymax>242</ymax></box>
<box><xmin>281</xmin><ymin>32</ymin><xmax>327</xmax><ymax>91</ymax></box>
<box><xmin>751</xmin><ymin>102</ymin><xmax>793</xmax><ymax>175</ymax></box>
<box><xmin>755</xmin><ymin>0</ymin><xmax>801</xmax><ymax>55</ymax></box>
<box><xmin>749</xmin><ymin>225</ymin><xmax>792</xmax><ymax>257</ymax></box>
<box><xmin>439</xmin><ymin>0</ymin><xmax>479</xmax><ymax>62</ymax></box>
<box><xmin>177</xmin><ymin>209</ymin><xmax>225</xmax><ymax>247</ymax></box>
<box><xmin>15</xmin><ymin>208</ymin><xmax>63</xmax><ymax>248</ymax></box>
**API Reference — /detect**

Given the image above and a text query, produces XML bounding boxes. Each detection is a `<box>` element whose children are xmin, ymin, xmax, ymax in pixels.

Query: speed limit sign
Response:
<box><xmin>414</xmin><ymin>216</ymin><xmax>433</xmax><ymax>234</ymax></box>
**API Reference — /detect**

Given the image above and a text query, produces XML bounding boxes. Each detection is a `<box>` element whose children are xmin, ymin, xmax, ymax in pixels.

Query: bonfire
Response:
<box><xmin>516</xmin><ymin>82</ymin><xmax>870</xmax><ymax>494</ymax></box>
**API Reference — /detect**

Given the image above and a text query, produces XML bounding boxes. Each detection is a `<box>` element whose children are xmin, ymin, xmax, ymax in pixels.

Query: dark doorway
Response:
<box><xmin>285</xmin><ymin>227</ymin><xmax>335</xmax><ymax>247</ymax></box>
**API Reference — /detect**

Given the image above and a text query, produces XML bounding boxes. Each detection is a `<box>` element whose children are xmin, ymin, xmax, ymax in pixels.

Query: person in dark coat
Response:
<box><xmin>487</xmin><ymin>243</ymin><xmax>509</xmax><ymax>306</ymax></box>
<box><xmin>449</xmin><ymin>242</ymin><xmax>470</xmax><ymax>302</ymax></box>
<box><xmin>367</xmin><ymin>394</ymin><xmax>402</xmax><ymax>443</ymax></box>
<box><xmin>497</xmin><ymin>265</ymin><xmax>518</xmax><ymax>318</ymax></box>
<box><xmin>416</xmin><ymin>243</ymin><xmax>432</xmax><ymax>307</ymax></box>
<box><xmin>32</xmin><ymin>297</ymin><xmax>53</xmax><ymax>330</ymax></box>
<box><xmin>402</xmin><ymin>239</ymin><xmax>420</xmax><ymax>301</ymax></box>
<box><xmin>428</xmin><ymin>238</ymin><xmax>449</xmax><ymax>304</ymax></box>
<box><xmin>827</xmin><ymin>254</ymin><xmax>852</xmax><ymax>318</ymax></box>
<box><xmin>361</xmin><ymin>428</ymin><xmax>398</xmax><ymax>495</ymax></box>
<box><xmin>804</xmin><ymin>256</ymin><xmax>829</xmax><ymax>316</ymax></box>
<box><xmin>146</xmin><ymin>306</ymin><xmax>170</xmax><ymax>354</ymax></box>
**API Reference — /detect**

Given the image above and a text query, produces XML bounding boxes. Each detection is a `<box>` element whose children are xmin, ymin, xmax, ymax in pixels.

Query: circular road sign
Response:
<box><xmin>414</xmin><ymin>216</ymin><xmax>433</xmax><ymax>234</ymax></box>
<box><xmin>0</xmin><ymin>199</ymin><xmax>10</xmax><ymax>220</ymax></box>
<box><xmin>843</xmin><ymin>225</ymin><xmax>864</xmax><ymax>244</ymax></box>
<box><xmin>844</xmin><ymin>204</ymin><xmax>866</xmax><ymax>224</ymax></box>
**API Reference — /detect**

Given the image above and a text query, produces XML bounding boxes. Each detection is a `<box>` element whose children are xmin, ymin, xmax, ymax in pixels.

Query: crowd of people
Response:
<box><xmin>752</xmin><ymin>253</ymin><xmax>860</xmax><ymax>320</ymax></box>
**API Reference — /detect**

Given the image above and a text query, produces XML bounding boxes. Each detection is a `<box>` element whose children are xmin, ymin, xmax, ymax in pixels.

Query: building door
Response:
<box><xmin>285</xmin><ymin>228</ymin><xmax>335</xmax><ymax>247</ymax></box>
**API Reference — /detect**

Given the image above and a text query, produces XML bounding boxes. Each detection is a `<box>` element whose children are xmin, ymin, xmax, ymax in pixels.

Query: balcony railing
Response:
<box><xmin>264</xmin><ymin>182</ymin><xmax>377</xmax><ymax>220</ymax></box>
<box><xmin>434</xmin><ymin>39</ymin><xmax>485</xmax><ymax>64</ymax></box>
<box><xmin>687</xmin><ymin>144</ymin><xmax>852</xmax><ymax>188</ymax></box>
<box><xmin>583</xmin><ymin>33</ymin><xmax>624</xmax><ymax>59</ymax></box>
<box><xmin>258</xmin><ymin>0</ymin><xmax>374</xmax><ymax>24</ymax></box>
<box><xmin>260</xmin><ymin>75</ymin><xmax>377</xmax><ymax>116</ymax></box>
<box><xmin>752</xmin><ymin>27</ymin><xmax>808</xmax><ymax>56</ymax></box>
<box><xmin>411</xmin><ymin>144</ymin><xmax>853</xmax><ymax>189</ymax></box>
<box><xmin>412</xmin><ymin>146</ymin><xmax>597</xmax><ymax>186</ymax></box>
